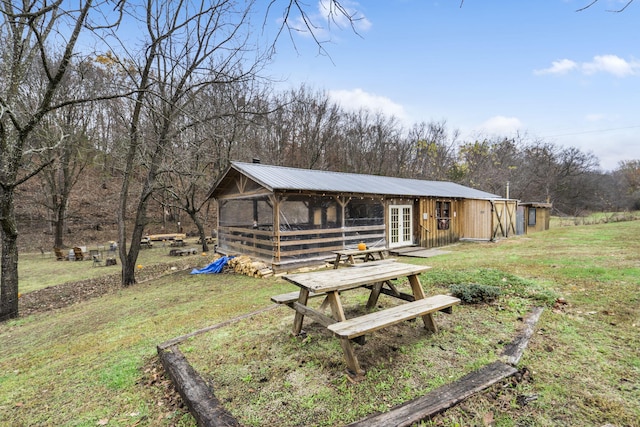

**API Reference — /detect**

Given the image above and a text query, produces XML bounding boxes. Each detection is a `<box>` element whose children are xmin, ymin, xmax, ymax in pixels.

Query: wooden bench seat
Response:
<box><xmin>169</xmin><ymin>248</ymin><xmax>197</xmax><ymax>256</ymax></box>
<box><xmin>271</xmin><ymin>290</ymin><xmax>324</xmax><ymax>305</ymax></box>
<box><xmin>328</xmin><ymin>294</ymin><xmax>461</xmax><ymax>339</ymax></box>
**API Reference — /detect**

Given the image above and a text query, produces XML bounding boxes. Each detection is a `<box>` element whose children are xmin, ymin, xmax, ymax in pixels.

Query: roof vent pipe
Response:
<box><xmin>252</xmin><ymin>158</ymin><xmax>261</xmax><ymax>164</ymax></box>
<box><xmin>506</xmin><ymin>181</ymin><xmax>510</xmax><ymax>199</ymax></box>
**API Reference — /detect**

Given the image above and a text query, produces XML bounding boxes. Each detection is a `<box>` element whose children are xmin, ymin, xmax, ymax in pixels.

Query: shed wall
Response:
<box><xmin>459</xmin><ymin>199</ymin><xmax>493</xmax><ymax>240</ymax></box>
<box><xmin>524</xmin><ymin>206</ymin><xmax>551</xmax><ymax>233</ymax></box>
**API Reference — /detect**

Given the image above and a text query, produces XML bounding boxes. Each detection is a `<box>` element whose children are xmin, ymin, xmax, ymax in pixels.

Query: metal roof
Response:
<box><xmin>222</xmin><ymin>162</ymin><xmax>502</xmax><ymax>200</ymax></box>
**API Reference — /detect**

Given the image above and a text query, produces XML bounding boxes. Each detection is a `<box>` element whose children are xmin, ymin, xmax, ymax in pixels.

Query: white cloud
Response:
<box><xmin>328</xmin><ymin>88</ymin><xmax>408</xmax><ymax>121</ymax></box>
<box><xmin>477</xmin><ymin>115</ymin><xmax>523</xmax><ymax>135</ymax></box>
<box><xmin>535</xmin><ymin>55</ymin><xmax>640</xmax><ymax>77</ymax></box>
<box><xmin>534</xmin><ymin>59</ymin><xmax>577</xmax><ymax>75</ymax></box>
<box><xmin>582</xmin><ymin>54</ymin><xmax>639</xmax><ymax>77</ymax></box>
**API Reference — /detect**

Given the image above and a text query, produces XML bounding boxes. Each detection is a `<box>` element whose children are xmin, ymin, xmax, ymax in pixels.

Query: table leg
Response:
<box><xmin>333</xmin><ymin>254</ymin><xmax>341</xmax><ymax>269</ymax></box>
<box><xmin>408</xmin><ymin>274</ymin><xmax>426</xmax><ymax>299</ymax></box>
<box><xmin>408</xmin><ymin>274</ymin><xmax>437</xmax><ymax>332</ymax></box>
<box><xmin>326</xmin><ymin>290</ymin><xmax>365</xmax><ymax>376</ymax></box>
<box><xmin>339</xmin><ymin>337</ymin><xmax>365</xmax><ymax>377</ymax></box>
<box><xmin>326</xmin><ymin>291</ymin><xmax>347</xmax><ymax>321</ymax></box>
<box><xmin>318</xmin><ymin>295</ymin><xmax>330</xmax><ymax>312</ymax></box>
<box><xmin>366</xmin><ymin>282</ymin><xmax>383</xmax><ymax>310</ymax></box>
<box><xmin>292</xmin><ymin>288</ymin><xmax>310</xmax><ymax>335</ymax></box>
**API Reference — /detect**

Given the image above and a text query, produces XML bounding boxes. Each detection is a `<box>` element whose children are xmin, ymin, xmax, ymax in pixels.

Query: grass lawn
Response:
<box><xmin>1</xmin><ymin>223</ymin><xmax>639</xmax><ymax>426</ymax></box>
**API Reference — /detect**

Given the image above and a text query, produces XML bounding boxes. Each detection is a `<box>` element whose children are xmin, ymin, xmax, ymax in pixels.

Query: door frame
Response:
<box><xmin>389</xmin><ymin>204</ymin><xmax>413</xmax><ymax>248</ymax></box>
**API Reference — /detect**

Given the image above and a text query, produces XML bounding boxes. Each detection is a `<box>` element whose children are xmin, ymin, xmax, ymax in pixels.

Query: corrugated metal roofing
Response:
<box><xmin>228</xmin><ymin>162</ymin><xmax>502</xmax><ymax>200</ymax></box>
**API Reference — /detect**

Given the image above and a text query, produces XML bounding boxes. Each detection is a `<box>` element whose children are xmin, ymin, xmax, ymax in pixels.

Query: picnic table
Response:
<box><xmin>332</xmin><ymin>247</ymin><xmax>387</xmax><ymax>268</ymax></box>
<box><xmin>170</xmin><ymin>238</ymin><xmax>185</xmax><ymax>247</ymax></box>
<box><xmin>273</xmin><ymin>262</ymin><xmax>460</xmax><ymax>377</ymax></box>
<box><xmin>169</xmin><ymin>247</ymin><xmax>197</xmax><ymax>256</ymax></box>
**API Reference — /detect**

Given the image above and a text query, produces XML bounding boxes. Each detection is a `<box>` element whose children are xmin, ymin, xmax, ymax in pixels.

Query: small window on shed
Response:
<box><xmin>436</xmin><ymin>201</ymin><xmax>451</xmax><ymax>230</ymax></box>
<box><xmin>528</xmin><ymin>207</ymin><xmax>536</xmax><ymax>226</ymax></box>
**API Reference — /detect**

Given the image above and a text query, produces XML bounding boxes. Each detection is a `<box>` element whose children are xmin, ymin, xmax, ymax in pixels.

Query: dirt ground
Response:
<box><xmin>18</xmin><ymin>272</ymin><xmax>122</xmax><ymax>317</ymax></box>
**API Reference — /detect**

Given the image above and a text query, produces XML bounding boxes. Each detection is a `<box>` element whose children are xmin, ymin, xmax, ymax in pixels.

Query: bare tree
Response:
<box><xmin>405</xmin><ymin>121</ymin><xmax>460</xmax><ymax>180</ymax></box>
<box><xmin>159</xmin><ymin>80</ymin><xmax>261</xmax><ymax>252</ymax></box>
<box><xmin>612</xmin><ymin>160</ymin><xmax>640</xmax><ymax>210</ymax></box>
<box><xmin>268</xmin><ymin>0</ymin><xmax>363</xmax><ymax>56</ymax></box>
<box><xmin>0</xmin><ymin>1</ymin><xmax>119</xmax><ymax>321</ymax></box>
<box><xmin>34</xmin><ymin>60</ymin><xmax>109</xmax><ymax>248</ymax></box>
<box><xmin>104</xmin><ymin>0</ymin><xmax>263</xmax><ymax>286</ymax></box>
<box><xmin>576</xmin><ymin>0</ymin><xmax>635</xmax><ymax>12</ymax></box>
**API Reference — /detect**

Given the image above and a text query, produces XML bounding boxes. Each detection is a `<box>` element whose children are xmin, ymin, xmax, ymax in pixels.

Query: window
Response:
<box><xmin>436</xmin><ymin>201</ymin><xmax>451</xmax><ymax>230</ymax></box>
<box><xmin>528</xmin><ymin>207</ymin><xmax>536</xmax><ymax>226</ymax></box>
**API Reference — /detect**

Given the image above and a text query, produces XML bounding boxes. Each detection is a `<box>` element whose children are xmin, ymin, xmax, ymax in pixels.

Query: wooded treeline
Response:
<box><xmin>25</xmin><ymin>72</ymin><xmax>640</xmax><ymax>237</ymax></box>
<box><xmin>2</xmin><ymin>1</ymin><xmax>639</xmax><ymax>320</ymax></box>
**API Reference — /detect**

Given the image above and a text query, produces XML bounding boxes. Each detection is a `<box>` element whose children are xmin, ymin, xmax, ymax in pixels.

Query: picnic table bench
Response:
<box><xmin>140</xmin><ymin>237</ymin><xmax>153</xmax><ymax>248</ymax></box>
<box><xmin>332</xmin><ymin>247</ymin><xmax>387</xmax><ymax>268</ymax></box>
<box><xmin>169</xmin><ymin>247</ymin><xmax>197</xmax><ymax>256</ymax></box>
<box><xmin>274</xmin><ymin>262</ymin><xmax>460</xmax><ymax>377</ymax></box>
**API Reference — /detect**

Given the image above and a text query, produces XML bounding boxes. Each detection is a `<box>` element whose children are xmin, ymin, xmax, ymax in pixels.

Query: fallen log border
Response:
<box><xmin>345</xmin><ymin>361</ymin><xmax>518</xmax><ymax>427</ymax></box>
<box><xmin>158</xmin><ymin>345</ymin><xmax>239</xmax><ymax>427</ymax></box>
<box><xmin>157</xmin><ymin>306</ymin><xmax>544</xmax><ymax>427</ymax></box>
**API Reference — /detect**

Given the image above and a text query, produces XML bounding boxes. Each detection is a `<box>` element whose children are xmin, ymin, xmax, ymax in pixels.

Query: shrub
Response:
<box><xmin>449</xmin><ymin>283</ymin><xmax>501</xmax><ymax>304</ymax></box>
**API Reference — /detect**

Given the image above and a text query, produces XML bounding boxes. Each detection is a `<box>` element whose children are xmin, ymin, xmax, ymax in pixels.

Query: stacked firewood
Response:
<box><xmin>227</xmin><ymin>255</ymin><xmax>274</xmax><ymax>278</ymax></box>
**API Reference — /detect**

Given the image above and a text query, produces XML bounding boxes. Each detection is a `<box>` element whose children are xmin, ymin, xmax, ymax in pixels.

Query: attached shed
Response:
<box><xmin>208</xmin><ymin>162</ymin><xmax>517</xmax><ymax>269</ymax></box>
<box><xmin>517</xmin><ymin>202</ymin><xmax>553</xmax><ymax>234</ymax></box>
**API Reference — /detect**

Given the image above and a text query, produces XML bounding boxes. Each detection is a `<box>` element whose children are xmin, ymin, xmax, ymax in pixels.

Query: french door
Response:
<box><xmin>389</xmin><ymin>205</ymin><xmax>413</xmax><ymax>248</ymax></box>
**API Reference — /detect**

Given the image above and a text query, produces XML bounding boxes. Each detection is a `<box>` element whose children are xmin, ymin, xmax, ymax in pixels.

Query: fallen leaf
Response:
<box><xmin>482</xmin><ymin>411</ymin><xmax>494</xmax><ymax>426</ymax></box>
<box><xmin>96</xmin><ymin>419</ymin><xmax>109</xmax><ymax>426</ymax></box>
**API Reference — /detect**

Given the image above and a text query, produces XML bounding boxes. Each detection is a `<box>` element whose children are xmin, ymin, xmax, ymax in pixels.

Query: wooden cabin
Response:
<box><xmin>208</xmin><ymin>162</ymin><xmax>517</xmax><ymax>270</ymax></box>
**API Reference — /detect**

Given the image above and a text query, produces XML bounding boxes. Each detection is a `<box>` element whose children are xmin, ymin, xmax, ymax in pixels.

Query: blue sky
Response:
<box><xmin>261</xmin><ymin>0</ymin><xmax>640</xmax><ymax>171</ymax></box>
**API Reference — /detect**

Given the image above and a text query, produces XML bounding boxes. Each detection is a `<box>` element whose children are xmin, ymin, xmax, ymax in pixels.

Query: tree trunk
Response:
<box><xmin>0</xmin><ymin>187</ymin><xmax>19</xmax><ymax>321</ymax></box>
<box><xmin>122</xmin><ymin>197</ymin><xmax>148</xmax><ymax>287</ymax></box>
<box><xmin>54</xmin><ymin>199</ymin><xmax>67</xmax><ymax>249</ymax></box>
<box><xmin>189</xmin><ymin>210</ymin><xmax>209</xmax><ymax>252</ymax></box>
<box><xmin>119</xmin><ymin>164</ymin><xmax>154</xmax><ymax>287</ymax></box>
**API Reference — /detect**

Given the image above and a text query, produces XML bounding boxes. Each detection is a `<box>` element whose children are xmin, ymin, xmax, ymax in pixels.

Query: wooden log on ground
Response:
<box><xmin>157</xmin><ymin>345</ymin><xmax>239</xmax><ymax>427</ymax></box>
<box><xmin>257</xmin><ymin>268</ymin><xmax>274</xmax><ymax>278</ymax></box>
<box><xmin>501</xmin><ymin>306</ymin><xmax>544</xmax><ymax>365</ymax></box>
<box><xmin>346</xmin><ymin>361</ymin><xmax>517</xmax><ymax>427</ymax></box>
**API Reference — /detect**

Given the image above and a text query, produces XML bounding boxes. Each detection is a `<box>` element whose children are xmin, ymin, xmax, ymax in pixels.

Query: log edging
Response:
<box><xmin>157</xmin><ymin>306</ymin><xmax>544</xmax><ymax>426</ymax></box>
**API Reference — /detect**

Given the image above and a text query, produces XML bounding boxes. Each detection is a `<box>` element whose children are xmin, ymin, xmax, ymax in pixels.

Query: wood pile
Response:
<box><xmin>228</xmin><ymin>255</ymin><xmax>274</xmax><ymax>278</ymax></box>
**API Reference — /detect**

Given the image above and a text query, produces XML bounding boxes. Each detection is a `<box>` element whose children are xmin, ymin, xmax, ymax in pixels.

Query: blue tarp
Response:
<box><xmin>190</xmin><ymin>256</ymin><xmax>233</xmax><ymax>274</ymax></box>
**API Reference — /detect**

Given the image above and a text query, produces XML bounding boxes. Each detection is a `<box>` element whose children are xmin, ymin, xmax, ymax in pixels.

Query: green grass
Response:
<box><xmin>2</xmin><ymin>222</ymin><xmax>640</xmax><ymax>426</ymax></box>
<box><xmin>19</xmin><ymin>242</ymin><xmax>208</xmax><ymax>293</ymax></box>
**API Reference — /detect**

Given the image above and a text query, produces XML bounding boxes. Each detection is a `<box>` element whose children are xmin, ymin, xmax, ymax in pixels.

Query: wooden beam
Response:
<box><xmin>345</xmin><ymin>361</ymin><xmax>518</xmax><ymax>427</ymax></box>
<box><xmin>158</xmin><ymin>345</ymin><xmax>240</xmax><ymax>427</ymax></box>
<box><xmin>291</xmin><ymin>301</ymin><xmax>336</xmax><ymax>328</ymax></box>
<box><xmin>501</xmin><ymin>306</ymin><xmax>544</xmax><ymax>365</ymax></box>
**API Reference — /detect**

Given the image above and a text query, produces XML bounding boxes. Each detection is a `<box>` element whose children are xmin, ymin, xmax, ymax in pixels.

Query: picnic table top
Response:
<box><xmin>333</xmin><ymin>247</ymin><xmax>386</xmax><ymax>256</ymax></box>
<box><xmin>283</xmin><ymin>262</ymin><xmax>431</xmax><ymax>293</ymax></box>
